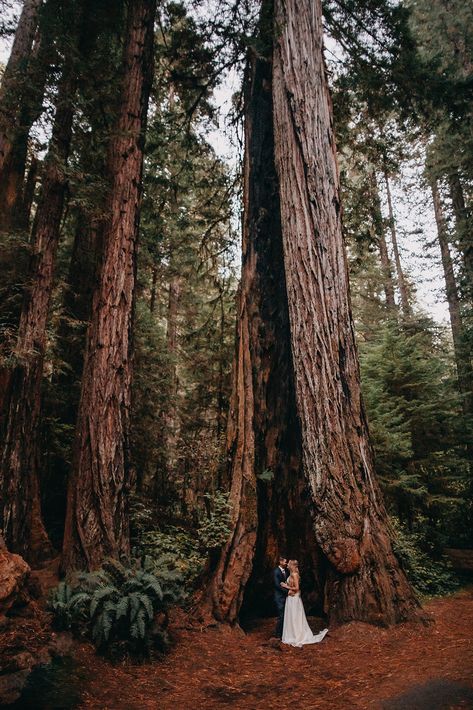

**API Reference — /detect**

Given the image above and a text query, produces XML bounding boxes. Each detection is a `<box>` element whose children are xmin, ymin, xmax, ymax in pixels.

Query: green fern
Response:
<box><xmin>49</xmin><ymin>557</ymin><xmax>181</xmax><ymax>658</ymax></box>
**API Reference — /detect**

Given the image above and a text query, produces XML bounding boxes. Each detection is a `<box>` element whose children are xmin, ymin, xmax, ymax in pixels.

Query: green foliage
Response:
<box><xmin>390</xmin><ymin>518</ymin><xmax>459</xmax><ymax>597</ymax></box>
<box><xmin>136</xmin><ymin>527</ymin><xmax>201</xmax><ymax>588</ymax></box>
<box><xmin>131</xmin><ymin>490</ymin><xmax>232</xmax><ymax>589</ymax></box>
<box><xmin>197</xmin><ymin>491</ymin><xmax>232</xmax><ymax>550</ymax></box>
<box><xmin>49</xmin><ymin>558</ymin><xmax>181</xmax><ymax>658</ymax></box>
<box><xmin>359</xmin><ymin>318</ymin><xmax>470</xmax><ymax>545</ymax></box>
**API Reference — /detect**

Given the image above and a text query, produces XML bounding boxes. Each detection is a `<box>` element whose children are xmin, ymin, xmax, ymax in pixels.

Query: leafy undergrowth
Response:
<box><xmin>48</xmin><ymin>558</ymin><xmax>183</xmax><ymax>660</ymax></box>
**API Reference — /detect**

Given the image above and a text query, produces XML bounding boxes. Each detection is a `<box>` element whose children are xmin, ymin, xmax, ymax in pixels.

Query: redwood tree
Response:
<box><xmin>0</xmin><ymin>60</ymin><xmax>75</xmax><ymax>561</ymax></box>
<box><xmin>209</xmin><ymin>0</ymin><xmax>420</xmax><ymax>627</ymax></box>
<box><xmin>209</xmin><ymin>32</ymin><xmax>322</xmax><ymax>622</ymax></box>
<box><xmin>0</xmin><ymin>0</ymin><xmax>42</xmax><ymax>176</ymax></box>
<box><xmin>62</xmin><ymin>0</ymin><xmax>157</xmax><ymax>571</ymax></box>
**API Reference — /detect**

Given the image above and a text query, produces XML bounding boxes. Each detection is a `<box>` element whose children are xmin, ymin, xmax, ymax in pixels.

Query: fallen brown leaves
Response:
<box><xmin>75</xmin><ymin>589</ymin><xmax>473</xmax><ymax>710</ymax></box>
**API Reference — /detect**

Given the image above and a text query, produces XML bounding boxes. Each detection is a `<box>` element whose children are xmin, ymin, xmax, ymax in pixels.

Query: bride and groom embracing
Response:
<box><xmin>273</xmin><ymin>556</ymin><xmax>328</xmax><ymax>647</ymax></box>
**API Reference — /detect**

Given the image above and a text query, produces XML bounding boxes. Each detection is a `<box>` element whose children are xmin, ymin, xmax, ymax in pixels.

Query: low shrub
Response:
<box><xmin>132</xmin><ymin>490</ymin><xmax>232</xmax><ymax>589</ymax></box>
<box><xmin>390</xmin><ymin>517</ymin><xmax>459</xmax><ymax>597</ymax></box>
<box><xmin>49</xmin><ymin>557</ymin><xmax>182</xmax><ymax>658</ymax></box>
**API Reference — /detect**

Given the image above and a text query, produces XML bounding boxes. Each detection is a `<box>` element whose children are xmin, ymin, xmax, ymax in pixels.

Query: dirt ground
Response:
<box><xmin>74</xmin><ymin>588</ymin><xmax>473</xmax><ymax>710</ymax></box>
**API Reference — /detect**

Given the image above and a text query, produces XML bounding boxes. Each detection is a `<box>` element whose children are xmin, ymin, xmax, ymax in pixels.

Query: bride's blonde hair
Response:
<box><xmin>288</xmin><ymin>559</ymin><xmax>299</xmax><ymax>573</ymax></box>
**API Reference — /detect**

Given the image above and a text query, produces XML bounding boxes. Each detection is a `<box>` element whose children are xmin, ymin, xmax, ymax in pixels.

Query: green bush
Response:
<box><xmin>49</xmin><ymin>558</ymin><xmax>182</xmax><ymax>658</ymax></box>
<box><xmin>390</xmin><ymin>517</ymin><xmax>459</xmax><ymax>597</ymax></box>
<box><xmin>197</xmin><ymin>491</ymin><xmax>232</xmax><ymax>550</ymax></box>
<box><xmin>132</xmin><ymin>490</ymin><xmax>232</xmax><ymax>589</ymax></box>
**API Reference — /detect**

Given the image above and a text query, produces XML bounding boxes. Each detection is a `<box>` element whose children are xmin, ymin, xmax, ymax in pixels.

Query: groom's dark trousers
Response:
<box><xmin>273</xmin><ymin>567</ymin><xmax>288</xmax><ymax>638</ymax></box>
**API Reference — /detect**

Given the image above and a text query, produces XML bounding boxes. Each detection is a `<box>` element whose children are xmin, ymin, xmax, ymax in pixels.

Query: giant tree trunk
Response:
<box><xmin>62</xmin><ymin>0</ymin><xmax>157</xmax><ymax>572</ymax></box>
<box><xmin>208</xmin><ymin>20</ymin><xmax>324</xmax><ymax>622</ymax></box>
<box><xmin>209</xmin><ymin>0</ymin><xmax>419</xmax><ymax>627</ymax></box>
<box><xmin>272</xmin><ymin>0</ymin><xmax>419</xmax><ymax>625</ymax></box>
<box><xmin>431</xmin><ymin>178</ymin><xmax>473</xmax><ymax>417</ymax></box>
<box><xmin>0</xmin><ymin>67</ymin><xmax>74</xmax><ymax>562</ymax></box>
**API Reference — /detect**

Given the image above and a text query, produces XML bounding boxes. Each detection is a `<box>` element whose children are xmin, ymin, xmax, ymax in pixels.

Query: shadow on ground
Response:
<box><xmin>382</xmin><ymin>678</ymin><xmax>473</xmax><ymax>710</ymax></box>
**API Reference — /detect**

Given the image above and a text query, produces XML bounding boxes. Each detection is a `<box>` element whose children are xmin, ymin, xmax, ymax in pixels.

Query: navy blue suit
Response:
<box><xmin>273</xmin><ymin>566</ymin><xmax>289</xmax><ymax>638</ymax></box>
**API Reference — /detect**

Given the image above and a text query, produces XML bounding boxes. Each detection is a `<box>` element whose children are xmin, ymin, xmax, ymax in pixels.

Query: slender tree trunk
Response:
<box><xmin>448</xmin><ymin>172</ymin><xmax>473</xmax><ymax>296</ymax></box>
<box><xmin>0</xmin><ymin>0</ymin><xmax>42</xmax><ymax>173</ymax></box>
<box><xmin>431</xmin><ymin>178</ymin><xmax>473</xmax><ymax>416</ymax></box>
<box><xmin>0</xmin><ymin>66</ymin><xmax>74</xmax><ymax>562</ymax></box>
<box><xmin>0</xmin><ymin>42</ymin><xmax>49</xmax><ymax>232</ymax></box>
<box><xmin>378</xmin><ymin>231</ymin><xmax>396</xmax><ymax>309</ymax></box>
<box><xmin>21</xmin><ymin>155</ymin><xmax>39</xmax><ymax>228</ymax></box>
<box><xmin>216</xmin><ymin>283</ymin><xmax>226</xmax><ymax>439</ymax></box>
<box><xmin>369</xmin><ymin>171</ymin><xmax>396</xmax><ymax>310</ymax></box>
<box><xmin>383</xmin><ymin>170</ymin><xmax>411</xmax><ymax>316</ymax></box>
<box><xmin>62</xmin><ymin>0</ymin><xmax>157</xmax><ymax>572</ymax></box>
<box><xmin>150</xmin><ymin>265</ymin><xmax>158</xmax><ymax>313</ymax></box>
<box><xmin>165</xmin><ymin>272</ymin><xmax>181</xmax><ymax>478</ymax></box>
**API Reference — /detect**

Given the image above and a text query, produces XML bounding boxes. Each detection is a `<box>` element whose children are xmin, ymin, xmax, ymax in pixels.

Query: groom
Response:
<box><xmin>273</xmin><ymin>555</ymin><xmax>289</xmax><ymax>638</ymax></box>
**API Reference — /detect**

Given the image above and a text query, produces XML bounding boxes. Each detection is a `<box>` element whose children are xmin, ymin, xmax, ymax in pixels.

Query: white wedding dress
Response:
<box><xmin>282</xmin><ymin>579</ymin><xmax>328</xmax><ymax>648</ymax></box>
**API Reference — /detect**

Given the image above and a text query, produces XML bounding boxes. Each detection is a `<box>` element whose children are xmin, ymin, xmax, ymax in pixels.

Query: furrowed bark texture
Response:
<box><xmin>272</xmin><ymin>0</ymin><xmax>420</xmax><ymax>625</ymax></box>
<box><xmin>0</xmin><ymin>67</ymin><xmax>74</xmax><ymax>561</ymax></box>
<box><xmin>62</xmin><ymin>0</ymin><xmax>156</xmax><ymax>571</ymax></box>
<box><xmin>209</xmin><ymin>31</ymin><xmax>323</xmax><ymax>623</ymax></box>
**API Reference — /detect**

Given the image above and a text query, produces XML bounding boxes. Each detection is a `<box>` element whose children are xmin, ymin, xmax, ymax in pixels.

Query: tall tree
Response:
<box><xmin>62</xmin><ymin>0</ymin><xmax>157</xmax><ymax>571</ymax></box>
<box><xmin>430</xmin><ymin>176</ymin><xmax>472</xmax><ymax>418</ymax></box>
<box><xmin>0</xmin><ymin>0</ymin><xmax>90</xmax><ymax>560</ymax></box>
<box><xmin>208</xmin><ymin>29</ymin><xmax>320</xmax><ymax>622</ymax></box>
<box><xmin>448</xmin><ymin>172</ymin><xmax>473</xmax><ymax>297</ymax></box>
<box><xmin>208</xmin><ymin>0</ymin><xmax>420</xmax><ymax>626</ymax></box>
<box><xmin>383</xmin><ymin>169</ymin><xmax>411</xmax><ymax>317</ymax></box>
<box><xmin>0</xmin><ymin>0</ymin><xmax>42</xmax><ymax>176</ymax></box>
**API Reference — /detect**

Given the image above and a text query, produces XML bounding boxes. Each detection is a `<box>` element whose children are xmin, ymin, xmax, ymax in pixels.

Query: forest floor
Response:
<box><xmin>4</xmin><ymin>564</ymin><xmax>473</xmax><ymax>710</ymax></box>
<box><xmin>70</xmin><ymin>588</ymin><xmax>473</xmax><ymax>710</ymax></box>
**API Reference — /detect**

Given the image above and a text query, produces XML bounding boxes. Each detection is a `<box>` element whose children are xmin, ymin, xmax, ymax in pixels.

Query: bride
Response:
<box><xmin>281</xmin><ymin>560</ymin><xmax>329</xmax><ymax>647</ymax></box>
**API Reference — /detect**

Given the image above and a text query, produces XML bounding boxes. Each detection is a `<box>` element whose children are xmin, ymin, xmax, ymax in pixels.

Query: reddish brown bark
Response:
<box><xmin>208</xmin><ymin>22</ymin><xmax>325</xmax><ymax>623</ymax></box>
<box><xmin>0</xmin><ymin>66</ymin><xmax>74</xmax><ymax>562</ymax></box>
<box><xmin>271</xmin><ymin>0</ymin><xmax>419</xmax><ymax>625</ymax></box>
<box><xmin>208</xmin><ymin>0</ymin><xmax>419</xmax><ymax>627</ymax></box>
<box><xmin>62</xmin><ymin>0</ymin><xmax>157</xmax><ymax>571</ymax></box>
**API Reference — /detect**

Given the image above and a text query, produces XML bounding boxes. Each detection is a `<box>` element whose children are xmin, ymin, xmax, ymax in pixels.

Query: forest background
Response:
<box><xmin>0</xmin><ymin>0</ymin><xmax>472</xmax><ymax>659</ymax></box>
